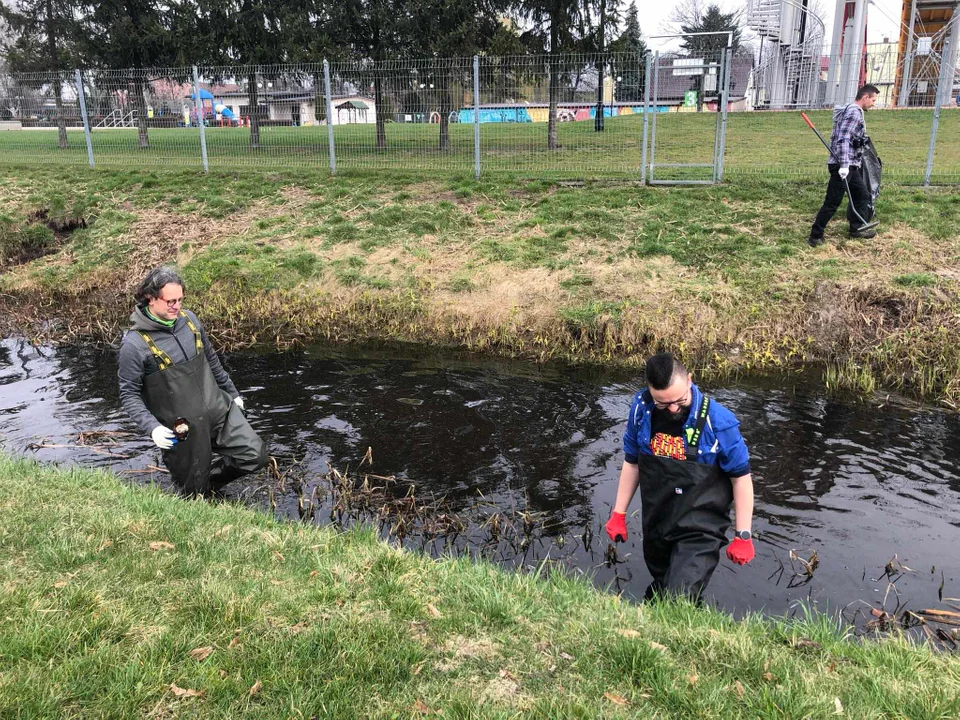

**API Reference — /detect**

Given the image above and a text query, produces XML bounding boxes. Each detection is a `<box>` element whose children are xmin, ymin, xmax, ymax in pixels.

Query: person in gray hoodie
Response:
<box><xmin>118</xmin><ymin>266</ymin><xmax>268</xmax><ymax>495</ymax></box>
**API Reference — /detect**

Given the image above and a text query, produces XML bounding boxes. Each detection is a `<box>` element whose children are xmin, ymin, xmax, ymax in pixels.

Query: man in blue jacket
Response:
<box><xmin>605</xmin><ymin>352</ymin><xmax>755</xmax><ymax>601</ymax></box>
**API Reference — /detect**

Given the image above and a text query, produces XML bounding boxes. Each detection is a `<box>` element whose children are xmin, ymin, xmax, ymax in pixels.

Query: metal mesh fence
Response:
<box><xmin>646</xmin><ymin>49</ymin><xmax>729</xmax><ymax>184</ymax></box>
<box><xmin>0</xmin><ymin>50</ymin><xmax>957</xmax><ymax>184</ymax></box>
<box><xmin>195</xmin><ymin>64</ymin><xmax>329</xmax><ymax>169</ymax></box>
<box><xmin>477</xmin><ymin>53</ymin><xmax>646</xmax><ymax>178</ymax></box>
<box><xmin>327</xmin><ymin>57</ymin><xmax>475</xmax><ymax>174</ymax></box>
<box><xmin>0</xmin><ymin>70</ymin><xmax>87</xmax><ymax>166</ymax></box>
<box><xmin>81</xmin><ymin>68</ymin><xmax>203</xmax><ymax>168</ymax></box>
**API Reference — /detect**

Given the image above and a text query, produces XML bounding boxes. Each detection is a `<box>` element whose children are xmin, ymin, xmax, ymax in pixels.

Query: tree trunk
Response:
<box><xmin>374</xmin><ymin>74</ymin><xmax>386</xmax><ymax>150</ymax></box>
<box><xmin>595</xmin><ymin>0</ymin><xmax>606</xmax><ymax>132</ymax></box>
<box><xmin>313</xmin><ymin>71</ymin><xmax>324</xmax><ymax>126</ymax></box>
<box><xmin>247</xmin><ymin>73</ymin><xmax>261</xmax><ymax>148</ymax></box>
<box><xmin>134</xmin><ymin>77</ymin><xmax>150</xmax><ymax>148</ymax></box>
<box><xmin>438</xmin><ymin>67</ymin><xmax>451</xmax><ymax>152</ymax></box>
<box><xmin>44</xmin><ymin>0</ymin><xmax>68</xmax><ymax>149</ymax></box>
<box><xmin>548</xmin><ymin>69</ymin><xmax>559</xmax><ymax>150</ymax></box>
<box><xmin>51</xmin><ymin>76</ymin><xmax>69</xmax><ymax>149</ymax></box>
<box><xmin>548</xmin><ymin>20</ymin><xmax>560</xmax><ymax>151</ymax></box>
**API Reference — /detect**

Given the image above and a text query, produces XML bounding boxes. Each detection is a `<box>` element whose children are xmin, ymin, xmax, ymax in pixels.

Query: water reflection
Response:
<box><xmin>1</xmin><ymin>337</ymin><xmax>959</xmax><ymax>620</ymax></box>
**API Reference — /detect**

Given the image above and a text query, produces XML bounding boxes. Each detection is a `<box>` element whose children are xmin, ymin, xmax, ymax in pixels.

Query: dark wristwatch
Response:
<box><xmin>734</xmin><ymin>529</ymin><xmax>752</xmax><ymax>541</ymax></box>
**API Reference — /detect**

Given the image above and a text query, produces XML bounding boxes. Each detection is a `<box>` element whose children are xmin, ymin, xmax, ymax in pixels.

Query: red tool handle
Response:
<box><xmin>801</xmin><ymin>111</ymin><xmax>832</xmax><ymax>155</ymax></box>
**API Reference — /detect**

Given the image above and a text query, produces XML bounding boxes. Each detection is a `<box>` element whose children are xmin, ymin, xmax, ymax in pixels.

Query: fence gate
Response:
<box><xmin>643</xmin><ymin>47</ymin><xmax>732</xmax><ymax>185</ymax></box>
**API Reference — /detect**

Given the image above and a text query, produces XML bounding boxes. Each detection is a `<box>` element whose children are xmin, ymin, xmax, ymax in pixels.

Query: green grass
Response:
<box><xmin>2</xmin><ymin>166</ymin><xmax>960</xmax><ymax>401</ymax></box>
<box><xmin>2</xmin><ymin>109</ymin><xmax>958</xmax><ymax>182</ymax></box>
<box><xmin>1</xmin><ymin>453</ymin><xmax>959</xmax><ymax>718</ymax></box>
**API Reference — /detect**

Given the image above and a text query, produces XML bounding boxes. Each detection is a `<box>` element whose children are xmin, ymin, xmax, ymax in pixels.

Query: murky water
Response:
<box><xmin>2</xmin><ymin>337</ymin><xmax>959</xmax><ymax>624</ymax></box>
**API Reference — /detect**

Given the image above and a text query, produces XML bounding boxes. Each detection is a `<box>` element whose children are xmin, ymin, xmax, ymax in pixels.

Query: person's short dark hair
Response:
<box><xmin>645</xmin><ymin>352</ymin><xmax>688</xmax><ymax>391</ymax></box>
<box><xmin>136</xmin><ymin>266</ymin><xmax>185</xmax><ymax>307</ymax></box>
<box><xmin>856</xmin><ymin>84</ymin><xmax>880</xmax><ymax>100</ymax></box>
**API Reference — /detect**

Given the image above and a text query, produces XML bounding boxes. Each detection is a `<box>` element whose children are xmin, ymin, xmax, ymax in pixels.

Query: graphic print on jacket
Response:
<box><xmin>649</xmin><ymin>410</ymin><xmax>686</xmax><ymax>460</ymax></box>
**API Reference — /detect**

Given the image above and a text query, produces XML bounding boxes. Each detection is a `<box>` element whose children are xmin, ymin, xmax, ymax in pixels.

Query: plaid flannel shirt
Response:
<box><xmin>829</xmin><ymin>104</ymin><xmax>865</xmax><ymax>168</ymax></box>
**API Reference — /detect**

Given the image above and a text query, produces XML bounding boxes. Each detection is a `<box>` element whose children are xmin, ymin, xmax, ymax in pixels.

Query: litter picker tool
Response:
<box><xmin>800</xmin><ymin>112</ymin><xmax>880</xmax><ymax>233</ymax></box>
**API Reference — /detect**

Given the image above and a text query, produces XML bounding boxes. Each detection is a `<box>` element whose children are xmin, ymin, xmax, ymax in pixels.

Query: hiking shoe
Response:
<box><xmin>849</xmin><ymin>228</ymin><xmax>876</xmax><ymax>239</ymax></box>
<box><xmin>807</xmin><ymin>236</ymin><xmax>825</xmax><ymax>248</ymax></box>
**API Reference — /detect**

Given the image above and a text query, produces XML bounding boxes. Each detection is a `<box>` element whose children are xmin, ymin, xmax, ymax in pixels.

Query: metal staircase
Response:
<box><xmin>95</xmin><ymin>109</ymin><xmax>136</xmax><ymax>128</ymax></box>
<box><xmin>747</xmin><ymin>0</ymin><xmax>826</xmax><ymax>108</ymax></box>
<box><xmin>747</xmin><ymin>0</ymin><xmax>783</xmax><ymax>38</ymax></box>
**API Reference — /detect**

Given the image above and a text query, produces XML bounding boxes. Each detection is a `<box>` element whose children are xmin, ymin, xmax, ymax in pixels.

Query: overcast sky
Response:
<box><xmin>641</xmin><ymin>0</ymin><xmax>905</xmax><ymax>50</ymax></box>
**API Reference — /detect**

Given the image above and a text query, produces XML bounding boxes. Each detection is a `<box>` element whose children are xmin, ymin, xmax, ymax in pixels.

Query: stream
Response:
<box><xmin>2</xmin><ymin>337</ymin><xmax>959</xmax><ymax>628</ymax></box>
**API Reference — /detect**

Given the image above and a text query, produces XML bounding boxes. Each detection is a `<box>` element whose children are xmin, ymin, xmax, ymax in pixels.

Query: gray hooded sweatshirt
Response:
<box><xmin>117</xmin><ymin>307</ymin><xmax>239</xmax><ymax>435</ymax></box>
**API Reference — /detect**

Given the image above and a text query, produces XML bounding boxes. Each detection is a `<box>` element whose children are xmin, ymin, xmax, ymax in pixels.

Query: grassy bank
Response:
<box><xmin>1</xmin><ymin>453</ymin><xmax>958</xmax><ymax>718</ymax></box>
<box><xmin>1</xmin><ymin>166</ymin><xmax>959</xmax><ymax>403</ymax></box>
<box><xmin>1</xmin><ymin>109</ymin><xmax>958</xmax><ymax>183</ymax></box>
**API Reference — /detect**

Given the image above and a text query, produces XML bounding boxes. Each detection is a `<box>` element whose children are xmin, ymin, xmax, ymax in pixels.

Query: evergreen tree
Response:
<box><xmin>587</xmin><ymin>0</ymin><xmax>620</xmax><ymax>130</ymax></box>
<box><xmin>337</xmin><ymin>0</ymin><xmax>415</xmax><ymax>150</ymax></box>
<box><xmin>0</xmin><ymin>0</ymin><xmax>81</xmax><ymax>148</ymax></box>
<box><xmin>408</xmin><ymin>0</ymin><xmax>506</xmax><ymax>151</ymax></box>
<box><xmin>179</xmin><ymin>0</ymin><xmax>288</xmax><ymax>148</ymax></box>
<box><xmin>677</xmin><ymin>3</ymin><xmax>741</xmax><ymax>54</ymax></box>
<box><xmin>76</xmin><ymin>0</ymin><xmax>179</xmax><ymax>148</ymax></box>
<box><xmin>609</xmin><ymin>1</ymin><xmax>646</xmax><ymax>103</ymax></box>
<box><xmin>671</xmin><ymin>1</ymin><xmax>742</xmax><ymax>111</ymax></box>
<box><xmin>518</xmin><ymin>0</ymin><xmax>590</xmax><ymax>150</ymax></box>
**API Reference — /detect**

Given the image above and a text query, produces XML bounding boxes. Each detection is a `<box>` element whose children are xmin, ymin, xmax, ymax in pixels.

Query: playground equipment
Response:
<box><xmin>189</xmin><ymin>88</ymin><xmax>239</xmax><ymax>125</ymax></box>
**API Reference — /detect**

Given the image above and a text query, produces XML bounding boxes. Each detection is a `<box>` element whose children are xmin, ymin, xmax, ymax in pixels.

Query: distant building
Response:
<box><xmin>209</xmin><ymin>88</ymin><xmax>376</xmax><ymax>126</ymax></box>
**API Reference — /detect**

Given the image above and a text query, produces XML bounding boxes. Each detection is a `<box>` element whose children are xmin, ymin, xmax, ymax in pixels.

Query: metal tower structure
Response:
<box><xmin>747</xmin><ymin>0</ymin><xmax>827</xmax><ymax>108</ymax></box>
<box><xmin>894</xmin><ymin>0</ymin><xmax>959</xmax><ymax>107</ymax></box>
<box><xmin>822</xmin><ymin>0</ymin><xmax>871</xmax><ymax>107</ymax></box>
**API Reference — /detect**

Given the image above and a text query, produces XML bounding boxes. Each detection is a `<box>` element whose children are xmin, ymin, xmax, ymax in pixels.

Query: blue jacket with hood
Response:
<box><xmin>623</xmin><ymin>382</ymin><xmax>751</xmax><ymax>478</ymax></box>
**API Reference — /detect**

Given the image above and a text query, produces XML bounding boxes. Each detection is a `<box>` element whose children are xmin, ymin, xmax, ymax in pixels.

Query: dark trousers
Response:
<box><xmin>642</xmin><ymin>533</ymin><xmax>725</xmax><ymax>604</ymax></box>
<box><xmin>810</xmin><ymin>164</ymin><xmax>871</xmax><ymax>239</ymax></box>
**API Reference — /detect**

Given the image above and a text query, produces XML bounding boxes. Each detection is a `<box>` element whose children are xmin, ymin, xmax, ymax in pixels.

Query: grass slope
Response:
<box><xmin>2</xmin><ymin>454</ymin><xmax>959</xmax><ymax>718</ymax></box>
<box><xmin>1</xmin><ymin>166</ymin><xmax>959</xmax><ymax>402</ymax></box>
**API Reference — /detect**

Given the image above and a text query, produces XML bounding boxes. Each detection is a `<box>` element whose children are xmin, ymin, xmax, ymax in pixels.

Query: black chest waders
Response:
<box><xmin>139</xmin><ymin>313</ymin><xmax>267</xmax><ymax>495</ymax></box>
<box><xmin>636</xmin><ymin>397</ymin><xmax>734</xmax><ymax>602</ymax></box>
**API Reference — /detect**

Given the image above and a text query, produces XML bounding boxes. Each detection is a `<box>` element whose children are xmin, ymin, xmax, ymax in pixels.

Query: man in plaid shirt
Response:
<box><xmin>808</xmin><ymin>84</ymin><xmax>880</xmax><ymax>247</ymax></box>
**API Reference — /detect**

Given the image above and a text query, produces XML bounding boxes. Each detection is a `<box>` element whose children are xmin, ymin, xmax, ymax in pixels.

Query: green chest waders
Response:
<box><xmin>636</xmin><ymin>397</ymin><xmax>734</xmax><ymax>602</ymax></box>
<box><xmin>139</xmin><ymin>315</ymin><xmax>233</xmax><ymax>495</ymax></box>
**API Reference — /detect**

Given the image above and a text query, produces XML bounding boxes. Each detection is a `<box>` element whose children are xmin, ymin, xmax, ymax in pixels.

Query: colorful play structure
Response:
<box><xmin>187</xmin><ymin>88</ymin><xmax>239</xmax><ymax>126</ymax></box>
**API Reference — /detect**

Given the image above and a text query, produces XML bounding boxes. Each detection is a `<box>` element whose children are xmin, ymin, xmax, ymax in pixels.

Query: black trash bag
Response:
<box><xmin>859</xmin><ymin>136</ymin><xmax>883</xmax><ymax>221</ymax></box>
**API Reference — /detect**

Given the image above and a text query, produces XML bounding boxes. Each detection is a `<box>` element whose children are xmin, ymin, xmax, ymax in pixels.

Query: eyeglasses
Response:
<box><xmin>161</xmin><ymin>297</ymin><xmax>184</xmax><ymax>308</ymax></box>
<box><xmin>653</xmin><ymin>390</ymin><xmax>690</xmax><ymax>410</ymax></box>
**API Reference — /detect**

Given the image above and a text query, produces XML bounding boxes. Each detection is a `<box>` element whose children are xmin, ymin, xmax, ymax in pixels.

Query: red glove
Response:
<box><xmin>605</xmin><ymin>511</ymin><xmax>627</xmax><ymax>543</ymax></box>
<box><xmin>726</xmin><ymin>538</ymin><xmax>755</xmax><ymax>565</ymax></box>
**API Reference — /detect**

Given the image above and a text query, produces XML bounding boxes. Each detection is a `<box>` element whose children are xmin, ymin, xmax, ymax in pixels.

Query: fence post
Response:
<box><xmin>323</xmin><ymin>59</ymin><xmax>336</xmax><ymax>176</ymax></box>
<box><xmin>712</xmin><ymin>50</ymin><xmax>724</xmax><ymax>183</ymax></box>
<box><xmin>192</xmin><ymin>66</ymin><xmax>209</xmax><ymax>173</ymax></box>
<box><xmin>924</xmin><ymin>37</ymin><xmax>951</xmax><ymax>187</ymax></box>
<box><xmin>641</xmin><ymin>52</ymin><xmax>651</xmax><ymax>184</ymax></box>
<box><xmin>74</xmin><ymin>69</ymin><xmax>95</xmax><ymax>169</ymax></box>
<box><xmin>717</xmin><ymin>47</ymin><xmax>732</xmax><ymax>182</ymax></box>
<box><xmin>473</xmin><ymin>55</ymin><xmax>481</xmax><ymax>180</ymax></box>
<box><xmin>649</xmin><ymin>52</ymin><xmax>661</xmax><ymax>183</ymax></box>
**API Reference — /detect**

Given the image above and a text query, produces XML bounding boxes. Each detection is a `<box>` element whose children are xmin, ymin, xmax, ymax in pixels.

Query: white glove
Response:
<box><xmin>233</xmin><ymin>396</ymin><xmax>244</xmax><ymax>411</ymax></box>
<box><xmin>151</xmin><ymin>425</ymin><xmax>176</xmax><ymax>450</ymax></box>
<box><xmin>838</xmin><ymin>166</ymin><xmax>849</xmax><ymax>180</ymax></box>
